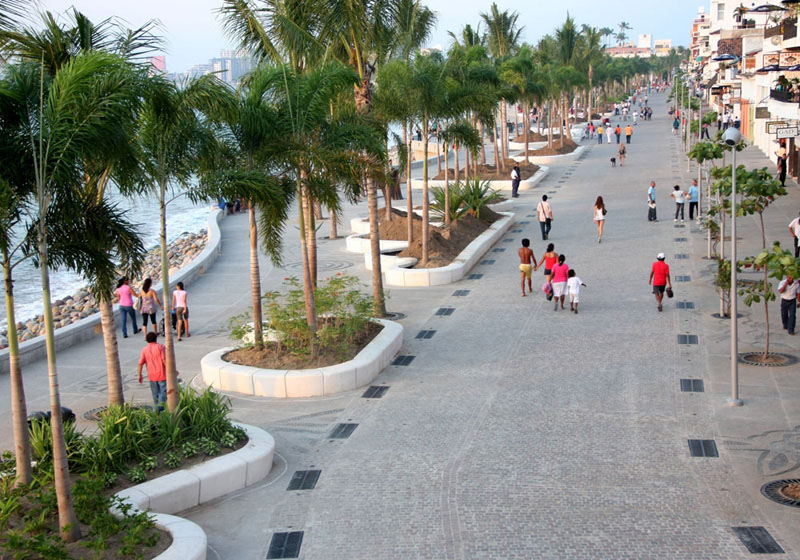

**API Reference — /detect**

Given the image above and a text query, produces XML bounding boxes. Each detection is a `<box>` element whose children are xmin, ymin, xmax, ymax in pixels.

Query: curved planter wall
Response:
<box><xmin>0</xmin><ymin>208</ymin><xmax>225</xmax><ymax>375</ymax></box>
<box><xmin>114</xmin><ymin>423</ymin><xmax>275</xmax><ymax>560</ymax></box>
<box><xmin>409</xmin><ymin>166</ymin><xmax>549</xmax><ymax>193</ymax></box>
<box><xmin>514</xmin><ymin>145</ymin><xmax>586</xmax><ymax>165</ymax></box>
<box><xmin>201</xmin><ymin>319</ymin><xmax>403</xmax><ymax>398</ymax></box>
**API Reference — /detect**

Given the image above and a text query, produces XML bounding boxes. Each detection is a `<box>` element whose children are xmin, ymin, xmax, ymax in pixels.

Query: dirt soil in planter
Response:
<box><xmin>515</xmin><ymin>132</ymin><xmax>562</xmax><ymax>143</ymax></box>
<box><xmin>432</xmin><ymin>159</ymin><xmax>538</xmax><ymax>182</ymax></box>
<box><xmin>527</xmin><ymin>140</ymin><xmax>579</xmax><ymax>157</ymax></box>
<box><xmin>225</xmin><ymin>320</ymin><xmax>384</xmax><ymax>369</ymax></box>
<box><xmin>783</xmin><ymin>482</ymin><xmax>800</xmax><ymax>500</ymax></box>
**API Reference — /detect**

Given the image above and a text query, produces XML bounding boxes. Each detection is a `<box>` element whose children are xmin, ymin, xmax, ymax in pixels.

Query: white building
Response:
<box><xmin>637</xmin><ymin>34</ymin><xmax>652</xmax><ymax>49</ymax></box>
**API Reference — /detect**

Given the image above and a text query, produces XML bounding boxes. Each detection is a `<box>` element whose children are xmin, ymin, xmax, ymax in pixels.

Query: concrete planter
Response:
<box><xmin>0</xmin><ymin>208</ymin><xmax>225</xmax><ymax>375</ymax></box>
<box><xmin>379</xmin><ymin>211</ymin><xmax>514</xmax><ymax>287</ymax></box>
<box><xmin>508</xmin><ymin>140</ymin><xmax>547</xmax><ymax>151</ymax></box>
<box><xmin>408</xmin><ymin>166</ymin><xmax>549</xmax><ymax>193</ymax></box>
<box><xmin>114</xmin><ymin>423</ymin><xmax>275</xmax><ymax>560</ymax></box>
<box><xmin>200</xmin><ymin>318</ymin><xmax>403</xmax><ymax>398</ymax></box>
<box><xmin>514</xmin><ymin>145</ymin><xmax>586</xmax><ymax>165</ymax></box>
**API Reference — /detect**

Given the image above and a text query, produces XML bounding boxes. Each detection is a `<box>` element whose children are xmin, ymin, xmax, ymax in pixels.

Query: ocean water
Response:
<box><xmin>0</xmin><ymin>189</ymin><xmax>215</xmax><ymax>331</ymax></box>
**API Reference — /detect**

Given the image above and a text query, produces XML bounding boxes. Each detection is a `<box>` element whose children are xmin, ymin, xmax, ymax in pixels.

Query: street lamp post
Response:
<box><xmin>723</xmin><ymin>127</ymin><xmax>743</xmax><ymax>407</ymax></box>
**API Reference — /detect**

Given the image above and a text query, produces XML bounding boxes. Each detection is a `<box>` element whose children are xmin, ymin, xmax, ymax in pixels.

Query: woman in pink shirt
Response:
<box><xmin>115</xmin><ymin>276</ymin><xmax>140</xmax><ymax>338</ymax></box>
<box><xmin>550</xmin><ymin>254</ymin><xmax>570</xmax><ymax>311</ymax></box>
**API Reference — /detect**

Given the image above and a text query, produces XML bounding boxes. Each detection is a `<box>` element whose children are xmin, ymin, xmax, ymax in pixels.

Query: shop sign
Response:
<box><xmin>766</xmin><ymin>120</ymin><xmax>788</xmax><ymax>133</ymax></box>
<box><xmin>755</xmin><ymin>107</ymin><xmax>771</xmax><ymax>119</ymax></box>
<box><xmin>776</xmin><ymin>126</ymin><xmax>798</xmax><ymax>139</ymax></box>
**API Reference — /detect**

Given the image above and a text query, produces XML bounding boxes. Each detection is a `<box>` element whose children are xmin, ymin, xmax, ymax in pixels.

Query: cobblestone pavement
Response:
<box><xmin>2</xmin><ymin>90</ymin><xmax>799</xmax><ymax>559</ymax></box>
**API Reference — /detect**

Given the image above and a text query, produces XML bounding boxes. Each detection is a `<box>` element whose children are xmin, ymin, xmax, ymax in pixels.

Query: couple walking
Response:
<box><xmin>518</xmin><ymin>242</ymin><xmax>585</xmax><ymax>313</ymax></box>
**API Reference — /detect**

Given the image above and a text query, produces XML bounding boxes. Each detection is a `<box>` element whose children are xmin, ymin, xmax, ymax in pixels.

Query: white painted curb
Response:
<box><xmin>513</xmin><ymin>145</ymin><xmax>586</xmax><ymax>165</ymax></box>
<box><xmin>200</xmin><ymin>319</ymin><xmax>403</xmax><ymax>398</ymax></box>
<box><xmin>0</xmin><ymin>208</ymin><xmax>225</xmax><ymax>375</ymax></box>
<box><xmin>378</xmin><ymin>211</ymin><xmax>515</xmax><ymax>287</ymax></box>
<box><xmin>113</xmin><ymin>423</ymin><xmax>275</xmax><ymax>560</ymax></box>
<box><xmin>408</xmin><ymin>167</ymin><xmax>549</xmax><ymax>193</ymax></box>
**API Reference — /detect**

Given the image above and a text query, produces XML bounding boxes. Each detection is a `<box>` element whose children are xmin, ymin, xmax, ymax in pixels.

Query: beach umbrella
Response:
<box><xmin>756</xmin><ymin>64</ymin><xmax>781</xmax><ymax>72</ymax></box>
<box><xmin>749</xmin><ymin>4</ymin><xmax>786</xmax><ymax>11</ymax></box>
<box><xmin>713</xmin><ymin>54</ymin><xmax>739</xmax><ymax>62</ymax></box>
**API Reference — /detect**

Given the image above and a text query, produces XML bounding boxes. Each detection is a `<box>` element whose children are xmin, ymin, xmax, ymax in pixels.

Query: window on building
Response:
<box><xmin>717</xmin><ymin>3</ymin><xmax>725</xmax><ymax>21</ymax></box>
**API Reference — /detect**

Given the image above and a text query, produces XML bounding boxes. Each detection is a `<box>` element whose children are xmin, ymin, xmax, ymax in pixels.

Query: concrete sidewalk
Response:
<box><xmin>1</xmin><ymin>90</ymin><xmax>798</xmax><ymax>559</ymax></box>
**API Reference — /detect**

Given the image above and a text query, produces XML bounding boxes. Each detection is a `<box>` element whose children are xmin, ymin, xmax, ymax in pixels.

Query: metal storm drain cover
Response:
<box><xmin>676</xmin><ymin>301</ymin><xmax>695</xmax><ymax>309</ymax></box>
<box><xmin>267</xmin><ymin>531</ymin><xmax>304</xmax><ymax>558</ymax></box>
<box><xmin>468</xmin><ymin>274</ymin><xmax>483</xmax><ymax>280</ymax></box>
<box><xmin>392</xmin><ymin>355</ymin><xmax>415</xmax><ymax>366</ymax></box>
<box><xmin>287</xmin><ymin>470</ymin><xmax>321</xmax><ymax>491</ymax></box>
<box><xmin>761</xmin><ymin>479</ymin><xmax>800</xmax><ymax>509</ymax></box>
<box><xmin>329</xmin><ymin>423</ymin><xmax>358</xmax><ymax>439</ymax></box>
<box><xmin>481</xmin><ymin>259</ymin><xmax>495</xmax><ymax>265</ymax></box>
<box><xmin>436</xmin><ymin>307</ymin><xmax>455</xmax><ymax>316</ymax></box>
<box><xmin>492</xmin><ymin>248</ymin><xmax>506</xmax><ymax>253</ymax></box>
<box><xmin>680</xmin><ymin>379</ymin><xmax>704</xmax><ymax>392</ymax></box>
<box><xmin>452</xmin><ymin>290</ymin><xmax>470</xmax><ymax>296</ymax></box>
<box><xmin>732</xmin><ymin>526</ymin><xmax>784</xmax><ymax>554</ymax></box>
<box><xmin>688</xmin><ymin>439</ymin><xmax>718</xmax><ymax>457</ymax></box>
<box><xmin>415</xmin><ymin>330</ymin><xmax>436</xmax><ymax>339</ymax></box>
<box><xmin>677</xmin><ymin>334</ymin><xmax>698</xmax><ymax>344</ymax></box>
<box><xmin>362</xmin><ymin>385</ymin><xmax>390</xmax><ymax>399</ymax></box>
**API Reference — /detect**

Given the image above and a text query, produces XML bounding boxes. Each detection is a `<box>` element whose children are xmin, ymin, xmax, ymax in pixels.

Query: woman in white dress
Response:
<box><xmin>593</xmin><ymin>196</ymin><xmax>607</xmax><ymax>243</ymax></box>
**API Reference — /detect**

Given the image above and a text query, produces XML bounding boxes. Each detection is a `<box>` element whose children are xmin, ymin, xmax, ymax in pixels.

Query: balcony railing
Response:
<box><xmin>785</xmin><ymin>17</ymin><xmax>797</xmax><ymax>40</ymax></box>
<box><xmin>770</xmin><ymin>88</ymin><xmax>800</xmax><ymax>103</ymax></box>
<box><xmin>765</xmin><ymin>23</ymin><xmax>783</xmax><ymax>38</ymax></box>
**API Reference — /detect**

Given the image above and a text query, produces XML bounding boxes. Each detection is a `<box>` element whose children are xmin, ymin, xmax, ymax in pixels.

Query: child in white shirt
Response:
<box><xmin>567</xmin><ymin>269</ymin><xmax>587</xmax><ymax>314</ymax></box>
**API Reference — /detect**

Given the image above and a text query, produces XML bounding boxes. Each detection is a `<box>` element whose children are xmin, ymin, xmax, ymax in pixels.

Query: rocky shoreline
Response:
<box><xmin>0</xmin><ymin>231</ymin><xmax>208</xmax><ymax>349</ymax></box>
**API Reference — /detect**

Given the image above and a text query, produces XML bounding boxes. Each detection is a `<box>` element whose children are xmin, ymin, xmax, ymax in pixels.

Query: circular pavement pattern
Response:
<box><xmin>761</xmin><ymin>479</ymin><xmax>800</xmax><ymax>508</ymax></box>
<box><xmin>738</xmin><ymin>352</ymin><xmax>798</xmax><ymax>367</ymax></box>
<box><xmin>282</xmin><ymin>259</ymin><xmax>353</xmax><ymax>272</ymax></box>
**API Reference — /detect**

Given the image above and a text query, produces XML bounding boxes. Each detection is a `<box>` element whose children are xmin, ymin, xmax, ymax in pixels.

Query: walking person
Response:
<box><xmin>618</xmin><ymin>142</ymin><xmax>626</xmax><ymax>167</ymax></box>
<box><xmin>537</xmin><ymin>195</ymin><xmax>553</xmax><ymax>240</ymax></box>
<box><xmin>550</xmin><ymin>254</ymin><xmax>570</xmax><ymax>311</ymax></box>
<box><xmin>648</xmin><ymin>253</ymin><xmax>672</xmax><ymax>312</ymax></box>
<box><xmin>139</xmin><ymin>278</ymin><xmax>163</xmax><ymax>341</ymax></box>
<box><xmin>593</xmin><ymin>196</ymin><xmax>607</xmax><ymax>243</ymax></box>
<box><xmin>778</xmin><ymin>275</ymin><xmax>800</xmax><ymax>335</ymax></box>
<box><xmin>701</xmin><ymin>121</ymin><xmax>710</xmax><ymax>139</ymax></box>
<box><xmin>535</xmin><ymin>243</ymin><xmax>558</xmax><ymax>279</ymax></box>
<box><xmin>672</xmin><ymin>117</ymin><xmax>680</xmax><ymax>135</ymax></box>
<box><xmin>776</xmin><ymin>141</ymin><xmax>787</xmax><ymax>187</ymax></box>
<box><xmin>615</xmin><ymin>124</ymin><xmax>621</xmax><ymax>144</ymax></box>
<box><xmin>138</xmin><ymin>332</ymin><xmax>167</xmax><ymax>411</ymax></box>
<box><xmin>606</xmin><ymin>124</ymin><xmax>613</xmax><ymax>144</ymax></box>
<box><xmin>567</xmin><ymin>269</ymin><xmax>587</xmax><ymax>314</ymax></box>
<box><xmin>688</xmin><ymin>179</ymin><xmax>699</xmax><ymax>221</ymax></box>
<box><xmin>789</xmin><ymin>211</ymin><xmax>800</xmax><ymax>258</ymax></box>
<box><xmin>172</xmin><ymin>281</ymin><xmax>189</xmax><ymax>341</ymax></box>
<box><xmin>518</xmin><ymin>238</ymin><xmax>537</xmax><ymax>297</ymax></box>
<box><xmin>625</xmin><ymin>124</ymin><xmax>633</xmax><ymax>144</ymax></box>
<box><xmin>647</xmin><ymin>181</ymin><xmax>658</xmax><ymax>222</ymax></box>
<box><xmin>671</xmin><ymin>184</ymin><xmax>686</xmax><ymax>222</ymax></box>
<box><xmin>510</xmin><ymin>163</ymin><xmax>521</xmax><ymax>198</ymax></box>
<box><xmin>597</xmin><ymin>124</ymin><xmax>604</xmax><ymax>144</ymax></box>
<box><xmin>115</xmin><ymin>276</ymin><xmax>140</xmax><ymax>339</ymax></box>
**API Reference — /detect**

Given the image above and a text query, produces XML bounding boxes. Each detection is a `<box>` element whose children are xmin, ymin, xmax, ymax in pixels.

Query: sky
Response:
<box><xmin>32</xmin><ymin>0</ymin><xmax>703</xmax><ymax>73</ymax></box>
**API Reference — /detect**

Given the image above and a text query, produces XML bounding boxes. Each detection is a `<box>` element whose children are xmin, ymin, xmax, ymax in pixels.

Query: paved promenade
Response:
<box><xmin>1</xmin><ymin>91</ymin><xmax>799</xmax><ymax>558</ymax></box>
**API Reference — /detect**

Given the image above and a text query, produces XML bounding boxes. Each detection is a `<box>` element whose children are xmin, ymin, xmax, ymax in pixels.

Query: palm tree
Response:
<box><xmin>578</xmin><ymin>25</ymin><xmax>604</xmax><ymax>125</ymax></box>
<box><xmin>14</xmin><ymin>50</ymin><xmax>145</xmax><ymax>542</ymax></box>
<box><xmin>500</xmin><ymin>47</ymin><xmax>545</xmax><ymax>163</ymax></box>
<box><xmin>448</xmin><ymin>23</ymin><xmax>486</xmax><ymax>48</ymax></box>
<box><xmin>599</xmin><ymin>27</ymin><xmax>614</xmax><ymax>48</ymax></box>
<box><xmin>138</xmin><ymin>74</ymin><xmax>225</xmax><ymax>412</ymax></box>
<box><xmin>617</xmin><ymin>21</ymin><xmax>631</xmax><ymax>45</ymax></box>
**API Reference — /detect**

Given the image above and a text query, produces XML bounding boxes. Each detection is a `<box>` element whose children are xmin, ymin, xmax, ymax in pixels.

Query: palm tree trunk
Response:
<box><xmin>524</xmin><ymin>102</ymin><xmax>530</xmax><ymax>164</ymax></box>
<box><xmin>422</xmin><ymin>115</ymin><xmax>430</xmax><ymax>265</ymax></box>
<box><xmin>587</xmin><ymin>68</ymin><xmax>594</xmax><ymax>124</ymax></box>
<box><xmin>37</xmin><ymin>233</ymin><xmax>80</xmax><ymax>541</ymax></box>
<box><xmin>436</xmin><ymin>132</ymin><xmax>442</xmax><ymax>175</ymax></box>
<box><xmin>99</xmin><ymin>294</ymin><xmax>123</xmax><ymax>405</ymax></box>
<box><xmin>329</xmin><ymin>207</ymin><xmax>338</xmax><ymax>240</ymax></box>
<box><xmin>405</xmin><ymin>121</ymin><xmax>414</xmax><ymax>244</ymax></box>
<box><xmin>313</xmin><ymin>199</ymin><xmax>323</xmax><ymax>220</ymax></box>
<box><xmin>465</xmin><ymin>141</ymin><xmax>471</xmax><ymax>175</ymax></box>
<box><xmin>4</xmin><ymin>257</ymin><xmax>31</xmax><ymax>486</ymax></box>
<box><xmin>304</xmin><ymin>193</ymin><xmax>318</xmax><ymax>288</ymax></box>
<box><xmin>444</xmin><ymin>143</ymin><xmax>451</xmax><ymax>227</ymax></box>
<box><xmin>248</xmin><ymin>204</ymin><xmax>264</xmax><ymax>349</ymax></box>
<box><xmin>500</xmin><ymin>100</ymin><xmax>509</xmax><ymax>163</ymax></box>
<box><xmin>548</xmin><ymin>101</ymin><xmax>554</xmax><ymax>150</ymax></box>
<box><xmin>478</xmin><ymin>120</ymin><xmax>486</xmax><ymax>165</ymax></box>
<box><xmin>367</xmin><ymin>175</ymin><xmax>386</xmax><ymax>317</ymax></box>
<box><xmin>560</xmin><ymin>96</ymin><xmax>566</xmax><ymax>148</ymax></box>
<box><xmin>159</xmin><ymin>179</ymin><xmax>178</xmax><ymax>412</ymax></box>
<box><xmin>296</xmin><ymin>179</ymin><xmax>318</xmax><ymax>342</ymax></box>
<box><xmin>492</xmin><ymin>120</ymin><xmax>500</xmax><ymax>171</ymax></box>
<box><xmin>454</xmin><ymin>144</ymin><xmax>460</xmax><ymax>185</ymax></box>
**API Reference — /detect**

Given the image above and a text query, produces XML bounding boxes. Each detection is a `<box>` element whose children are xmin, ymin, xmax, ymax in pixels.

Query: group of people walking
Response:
<box><xmin>114</xmin><ymin>277</ymin><xmax>190</xmax><ymax>341</ymax></box>
<box><xmin>646</xmin><ymin>180</ymin><xmax>700</xmax><ymax>223</ymax></box>
<box><xmin>518</xmin><ymin>240</ymin><xmax>586</xmax><ymax>314</ymax></box>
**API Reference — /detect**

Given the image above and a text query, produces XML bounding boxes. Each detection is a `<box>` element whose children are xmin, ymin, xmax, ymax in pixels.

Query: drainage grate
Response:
<box><xmin>481</xmin><ymin>259</ymin><xmax>495</xmax><ymax>265</ymax></box>
<box><xmin>503</xmin><ymin>238</ymin><xmax>514</xmax><ymax>243</ymax></box>
<box><xmin>678</xmin><ymin>334</ymin><xmax>699</xmax><ymax>344</ymax></box>
<box><xmin>548</xmin><ymin>190</ymin><xmax>557</xmax><ymax>194</ymax></box>
<box><xmin>362</xmin><ymin>385</ymin><xmax>390</xmax><ymax>399</ymax></box>
<box><xmin>287</xmin><ymin>470</ymin><xmax>321</xmax><ymax>491</ymax></box>
<box><xmin>674</xmin><ymin>237</ymin><xmax>688</xmax><ymax>242</ymax></box>
<box><xmin>761</xmin><ymin>479</ymin><xmax>800</xmax><ymax>509</ymax></box>
<box><xmin>676</xmin><ymin>301</ymin><xmax>695</xmax><ymax>309</ymax></box>
<box><xmin>267</xmin><ymin>531</ymin><xmax>304</xmax><ymax>558</ymax></box>
<box><xmin>674</xmin><ymin>224</ymin><xmax>685</xmax><ymax>228</ymax></box>
<box><xmin>519</xmin><ymin>221</ymin><xmax>529</xmax><ymax>225</ymax></box>
<box><xmin>468</xmin><ymin>274</ymin><xmax>483</xmax><ymax>280</ymax></box>
<box><xmin>415</xmin><ymin>329</ymin><xmax>436</xmax><ymax>339</ymax></box>
<box><xmin>688</xmin><ymin>439</ymin><xmax>718</xmax><ymax>457</ymax></box>
<box><xmin>436</xmin><ymin>307</ymin><xmax>455</xmax><ymax>317</ymax></box>
<box><xmin>732</xmin><ymin>526</ymin><xmax>784</xmax><ymax>554</ymax></box>
<box><xmin>680</xmin><ymin>379</ymin><xmax>705</xmax><ymax>392</ymax></box>
<box><xmin>526</xmin><ymin>214</ymin><xmax>535</xmax><ymax>218</ymax></box>
<box><xmin>452</xmin><ymin>290</ymin><xmax>470</xmax><ymax>296</ymax></box>
<box><xmin>675</xmin><ymin>275</ymin><xmax>691</xmax><ymax>282</ymax></box>
<box><xmin>675</xmin><ymin>254</ymin><xmax>689</xmax><ymax>259</ymax></box>
<box><xmin>329</xmin><ymin>423</ymin><xmax>359</xmax><ymax>439</ymax></box>
<box><xmin>511</xmin><ymin>229</ymin><xmax>522</xmax><ymax>233</ymax></box>
<box><xmin>492</xmin><ymin>248</ymin><xmax>506</xmax><ymax>253</ymax></box>
<box><xmin>392</xmin><ymin>355</ymin><xmax>415</xmax><ymax>366</ymax></box>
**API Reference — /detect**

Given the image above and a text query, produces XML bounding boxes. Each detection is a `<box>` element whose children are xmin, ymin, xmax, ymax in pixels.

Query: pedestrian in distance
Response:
<box><xmin>647</xmin><ymin>181</ymin><xmax>658</xmax><ymax>222</ymax></box>
<box><xmin>673</xmin><ymin>117</ymin><xmax>680</xmax><ymax>135</ymax></box>
<box><xmin>776</xmin><ymin>141</ymin><xmax>787</xmax><ymax>187</ymax></box>
<box><xmin>606</xmin><ymin>124</ymin><xmax>613</xmax><ymax>144</ymax></box>
<box><xmin>625</xmin><ymin>124</ymin><xmax>633</xmax><ymax>144</ymax></box>
<box><xmin>597</xmin><ymin>124</ymin><xmax>604</xmax><ymax>144</ymax></box>
<box><xmin>789</xmin><ymin>211</ymin><xmax>800</xmax><ymax>258</ymax></box>
<box><xmin>138</xmin><ymin>331</ymin><xmax>167</xmax><ymax>411</ymax></box>
<box><xmin>701</xmin><ymin>121</ymin><xmax>710</xmax><ymax>139</ymax></box>
<box><xmin>550</xmin><ymin>254</ymin><xmax>570</xmax><ymax>311</ymax></box>
<box><xmin>615</xmin><ymin>124</ymin><xmax>621</xmax><ymax>144</ymax></box>
<box><xmin>567</xmin><ymin>269</ymin><xmax>587</xmax><ymax>314</ymax></box>
<box><xmin>671</xmin><ymin>184</ymin><xmax>687</xmax><ymax>222</ymax></box>
<box><xmin>172</xmin><ymin>281</ymin><xmax>189</xmax><ymax>341</ymax></box>
<box><xmin>688</xmin><ymin>179</ymin><xmax>699</xmax><ymax>221</ymax></box>
<box><xmin>511</xmin><ymin>163</ymin><xmax>521</xmax><ymax>198</ymax></box>
<box><xmin>593</xmin><ymin>196</ymin><xmax>607</xmax><ymax>243</ymax></box>
<box><xmin>518</xmin><ymin>238</ymin><xmax>537</xmax><ymax>297</ymax></box>
<box><xmin>648</xmin><ymin>253</ymin><xmax>672</xmax><ymax>312</ymax></box>
<box><xmin>618</xmin><ymin>142</ymin><xmax>626</xmax><ymax>167</ymax></box>
<box><xmin>537</xmin><ymin>195</ymin><xmax>554</xmax><ymax>241</ymax></box>
<box><xmin>115</xmin><ymin>276</ymin><xmax>140</xmax><ymax>339</ymax></box>
<box><xmin>778</xmin><ymin>275</ymin><xmax>800</xmax><ymax>335</ymax></box>
<box><xmin>139</xmin><ymin>277</ymin><xmax>163</xmax><ymax>341</ymax></box>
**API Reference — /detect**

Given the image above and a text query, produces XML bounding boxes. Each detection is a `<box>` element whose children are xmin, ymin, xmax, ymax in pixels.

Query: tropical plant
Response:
<box><xmin>460</xmin><ymin>178</ymin><xmax>502</xmax><ymax>219</ymax></box>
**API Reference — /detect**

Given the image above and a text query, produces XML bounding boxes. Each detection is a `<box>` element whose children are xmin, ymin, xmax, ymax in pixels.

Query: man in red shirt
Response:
<box><xmin>138</xmin><ymin>332</ymin><xmax>167</xmax><ymax>410</ymax></box>
<box><xmin>648</xmin><ymin>253</ymin><xmax>672</xmax><ymax>312</ymax></box>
